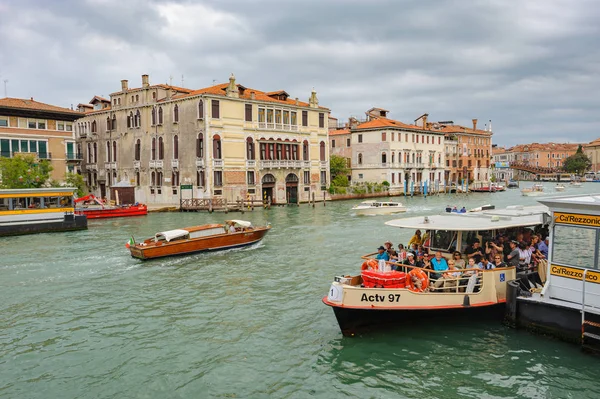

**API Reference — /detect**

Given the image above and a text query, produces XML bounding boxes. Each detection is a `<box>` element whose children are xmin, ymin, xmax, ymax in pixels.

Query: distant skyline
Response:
<box><xmin>1</xmin><ymin>0</ymin><xmax>599</xmax><ymax>147</ymax></box>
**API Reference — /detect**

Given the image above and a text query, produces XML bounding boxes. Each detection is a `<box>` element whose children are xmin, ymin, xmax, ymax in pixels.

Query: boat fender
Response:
<box><xmin>406</xmin><ymin>269</ymin><xmax>429</xmax><ymax>292</ymax></box>
<box><xmin>361</xmin><ymin>259</ymin><xmax>378</xmax><ymax>271</ymax></box>
<box><xmin>463</xmin><ymin>295</ymin><xmax>470</xmax><ymax>307</ymax></box>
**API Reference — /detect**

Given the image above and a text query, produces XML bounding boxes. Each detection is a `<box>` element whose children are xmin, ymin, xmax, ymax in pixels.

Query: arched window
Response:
<box><xmin>213</xmin><ymin>134</ymin><xmax>222</xmax><ymax>159</ymax></box>
<box><xmin>106</xmin><ymin>141</ymin><xmax>111</xmax><ymax>162</ymax></box>
<box><xmin>136</xmin><ymin>171</ymin><xmax>140</xmax><ymax>186</ymax></box>
<box><xmin>173</xmin><ymin>135</ymin><xmax>179</xmax><ymax>159</ymax></box>
<box><xmin>260</xmin><ymin>142</ymin><xmax>267</xmax><ymax>160</ymax></box>
<box><xmin>173</xmin><ymin>105</ymin><xmax>179</xmax><ymax>123</ymax></box>
<box><xmin>171</xmin><ymin>171</ymin><xmax>179</xmax><ymax>186</ymax></box>
<box><xmin>106</xmin><ymin>117</ymin><xmax>111</xmax><ymax>130</ymax></box>
<box><xmin>391</xmin><ymin>153</ymin><xmax>395</xmax><ymax>164</ymax></box>
<box><xmin>158</xmin><ymin>137</ymin><xmax>164</xmax><ymax>160</ymax></box>
<box><xmin>93</xmin><ymin>143</ymin><xmax>97</xmax><ymax>163</ymax></box>
<box><xmin>91</xmin><ymin>120</ymin><xmax>97</xmax><ymax>133</ymax></box>
<box><xmin>135</xmin><ymin>139</ymin><xmax>141</xmax><ymax>161</ymax></box>
<box><xmin>196</xmin><ymin>133</ymin><xmax>204</xmax><ymax>158</ymax></box>
<box><xmin>151</xmin><ymin>137</ymin><xmax>156</xmax><ymax>160</ymax></box>
<box><xmin>113</xmin><ymin>141</ymin><xmax>117</xmax><ymax>162</ymax></box>
<box><xmin>151</xmin><ymin>107</ymin><xmax>156</xmax><ymax>125</ymax></box>
<box><xmin>135</xmin><ymin>110</ymin><xmax>141</xmax><ymax>127</ymax></box>
<box><xmin>158</xmin><ymin>107</ymin><xmax>163</xmax><ymax>124</ymax></box>
<box><xmin>303</xmin><ymin>140</ymin><xmax>309</xmax><ymax>161</ymax></box>
<box><xmin>246</xmin><ymin>137</ymin><xmax>255</xmax><ymax>160</ymax></box>
<box><xmin>128</xmin><ymin>111</ymin><xmax>133</xmax><ymax>128</ymax></box>
<box><xmin>151</xmin><ymin>171</ymin><xmax>156</xmax><ymax>186</ymax></box>
<box><xmin>358</xmin><ymin>153</ymin><xmax>363</xmax><ymax>165</ymax></box>
<box><xmin>157</xmin><ymin>171</ymin><xmax>163</xmax><ymax>186</ymax></box>
<box><xmin>111</xmin><ymin>115</ymin><xmax>117</xmax><ymax>130</ymax></box>
<box><xmin>319</xmin><ymin>141</ymin><xmax>326</xmax><ymax>161</ymax></box>
<box><xmin>382</xmin><ymin>152</ymin><xmax>387</xmax><ymax>164</ymax></box>
<box><xmin>87</xmin><ymin>143</ymin><xmax>92</xmax><ymax>163</ymax></box>
<box><xmin>198</xmin><ymin>100</ymin><xmax>204</xmax><ymax>119</ymax></box>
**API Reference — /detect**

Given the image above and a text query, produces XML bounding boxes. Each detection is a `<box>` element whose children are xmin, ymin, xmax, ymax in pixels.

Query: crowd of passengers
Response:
<box><xmin>372</xmin><ymin>227</ymin><xmax>549</xmax><ymax>291</ymax></box>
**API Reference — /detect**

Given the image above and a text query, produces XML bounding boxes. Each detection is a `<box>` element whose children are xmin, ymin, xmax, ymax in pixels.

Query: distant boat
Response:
<box><xmin>555</xmin><ymin>184</ymin><xmax>566</xmax><ymax>192</ymax></box>
<box><xmin>521</xmin><ymin>184</ymin><xmax>544</xmax><ymax>197</ymax></box>
<box><xmin>351</xmin><ymin>200</ymin><xmax>407</xmax><ymax>216</ymax></box>
<box><xmin>570</xmin><ymin>181</ymin><xmax>583</xmax><ymax>188</ymax></box>
<box><xmin>507</xmin><ymin>181</ymin><xmax>519</xmax><ymax>189</ymax></box>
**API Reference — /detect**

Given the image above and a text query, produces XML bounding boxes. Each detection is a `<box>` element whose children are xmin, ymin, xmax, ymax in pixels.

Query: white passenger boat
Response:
<box><xmin>323</xmin><ymin>205</ymin><xmax>550</xmax><ymax>336</ymax></box>
<box><xmin>351</xmin><ymin>200</ymin><xmax>406</xmax><ymax>215</ymax></box>
<box><xmin>506</xmin><ymin>194</ymin><xmax>600</xmax><ymax>352</ymax></box>
<box><xmin>521</xmin><ymin>184</ymin><xmax>544</xmax><ymax>197</ymax></box>
<box><xmin>555</xmin><ymin>184</ymin><xmax>566</xmax><ymax>192</ymax></box>
<box><xmin>570</xmin><ymin>181</ymin><xmax>582</xmax><ymax>188</ymax></box>
<box><xmin>0</xmin><ymin>188</ymin><xmax>87</xmax><ymax>236</ymax></box>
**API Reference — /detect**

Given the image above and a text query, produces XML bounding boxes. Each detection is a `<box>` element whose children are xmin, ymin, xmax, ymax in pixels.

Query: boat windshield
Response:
<box><xmin>429</xmin><ymin>230</ymin><xmax>457</xmax><ymax>252</ymax></box>
<box><xmin>155</xmin><ymin>229</ymin><xmax>190</xmax><ymax>242</ymax></box>
<box><xmin>552</xmin><ymin>224</ymin><xmax>597</xmax><ymax>269</ymax></box>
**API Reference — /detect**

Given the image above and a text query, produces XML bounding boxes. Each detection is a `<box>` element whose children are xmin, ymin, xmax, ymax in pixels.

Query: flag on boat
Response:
<box><xmin>125</xmin><ymin>236</ymin><xmax>135</xmax><ymax>248</ymax></box>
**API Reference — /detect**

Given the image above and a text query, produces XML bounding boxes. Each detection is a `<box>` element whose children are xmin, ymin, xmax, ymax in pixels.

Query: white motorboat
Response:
<box><xmin>570</xmin><ymin>181</ymin><xmax>582</xmax><ymax>188</ymax></box>
<box><xmin>521</xmin><ymin>184</ymin><xmax>544</xmax><ymax>197</ymax></box>
<box><xmin>351</xmin><ymin>200</ymin><xmax>407</xmax><ymax>215</ymax></box>
<box><xmin>555</xmin><ymin>184</ymin><xmax>566</xmax><ymax>192</ymax></box>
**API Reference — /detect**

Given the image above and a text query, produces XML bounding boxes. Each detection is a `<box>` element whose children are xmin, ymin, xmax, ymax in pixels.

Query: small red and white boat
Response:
<box><xmin>74</xmin><ymin>194</ymin><xmax>148</xmax><ymax>219</ymax></box>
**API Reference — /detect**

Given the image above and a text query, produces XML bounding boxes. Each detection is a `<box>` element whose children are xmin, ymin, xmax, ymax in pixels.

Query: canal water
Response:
<box><xmin>2</xmin><ymin>182</ymin><xmax>600</xmax><ymax>398</ymax></box>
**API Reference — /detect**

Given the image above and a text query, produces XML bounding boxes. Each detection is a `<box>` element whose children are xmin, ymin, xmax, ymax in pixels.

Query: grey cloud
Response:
<box><xmin>1</xmin><ymin>0</ymin><xmax>599</xmax><ymax>146</ymax></box>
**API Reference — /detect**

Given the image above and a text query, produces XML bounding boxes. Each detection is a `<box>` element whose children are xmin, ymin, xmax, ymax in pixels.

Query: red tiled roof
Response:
<box><xmin>508</xmin><ymin>143</ymin><xmax>579</xmax><ymax>152</ymax></box>
<box><xmin>585</xmin><ymin>138</ymin><xmax>600</xmax><ymax>147</ymax></box>
<box><xmin>89</xmin><ymin>96</ymin><xmax>110</xmax><ymax>104</ymax></box>
<box><xmin>110</xmin><ymin>84</ymin><xmax>194</xmax><ymax>96</ymax></box>
<box><xmin>353</xmin><ymin>117</ymin><xmax>425</xmax><ymax>131</ymax></box>
<box><xmin>329</xmin><ymin>128</ymin><xmax>350</xmax><ymax>136</ymax></box>
<box><xmin>439</xmin><ymin>124</ymin><xmax>491</xmax><ymax>135</ymax></box>
<box><xmin>0</xmin><ymin>97</ymin><xmax>82</xmax><ymax>115</ymax></box>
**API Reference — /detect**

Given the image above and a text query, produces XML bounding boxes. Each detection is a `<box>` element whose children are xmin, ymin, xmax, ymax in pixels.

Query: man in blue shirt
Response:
<box><xmin>375</xmin><ymin>246</ymin><xmax>390</xmax><ymax>261</ymax></box>
<box><xmin>430</xmin><ymin>251</ymin><xmax>449</xmax><ymax>272</ymax></box>
<box><xmin>537</xmin><ymin>236</ymin><xmax>548</xmax><ymax>258</ymax></box>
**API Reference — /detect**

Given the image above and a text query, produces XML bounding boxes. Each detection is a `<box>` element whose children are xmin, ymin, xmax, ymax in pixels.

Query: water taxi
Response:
<box><xmin>323</xmin><ymin>205</ymin><xmax>550</xmax><ymax>336</ymax></box>
<box><xmin>74</xmin><ymin>194</ymin><xmax>147</xmax><ymax>219</ymax></box>
<box><xmin>507</xmin><ymin>181</ymin><xmax>519</xmax><ymax>189</ymax></box>
<box><xmin>506</xmin><ymin>194</ymin><xmax>600</xmax><ymax>352</ymax></box>
<box><xmin>351</xmin><ymin>200</ymin><xmax>407</xmax><ymax>216</ymax></box>
<box><xmin>521</xmin><ymin>184</ymin><xmax>544</xmax><ymax>197</ymax></box>
<box><xmin>128</xmin><ymin>220</ymin><xmax>271</xmax><ymax>260</ymax></box>
<box><xmin>0</xmin><ymin>188</ymin><xmax>87</xmax><ymax>236</ymax></box>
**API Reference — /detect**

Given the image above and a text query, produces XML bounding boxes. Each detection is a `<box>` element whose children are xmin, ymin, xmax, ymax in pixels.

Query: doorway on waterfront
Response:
<box><xmin>285</xmin><ymin>173</ymin><xmax>299</xmax><ymax>204</ymax></box>
<box><xmin>100</xmin><ymin>182</ymin><xmax>106</xmax><ymax>200</ymax></box>
<box><xmin>262</xmin><ymin>173</ymin><xmax>276</xmax><ymax>204</ymax></box>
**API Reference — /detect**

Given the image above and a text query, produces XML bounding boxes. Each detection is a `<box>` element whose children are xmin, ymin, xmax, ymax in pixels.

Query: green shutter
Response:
<box><xmin>38</xmin><ymin>141</ymin><xmax>47</xmax><ymax>158</ymax></box>
<box><xmin>20</xmin><ymin>140</ymin><xmax>28</xmax><ymax>152</ymax></box>
<box><xmin>1</xmin><ymin>139</ymin><xmax>9</xmax><ymax>157</ymax></box>
<box><xmin>29</xmin><ymin>140</ymin><xmax>37</xmax><ymax>153</ymax></box>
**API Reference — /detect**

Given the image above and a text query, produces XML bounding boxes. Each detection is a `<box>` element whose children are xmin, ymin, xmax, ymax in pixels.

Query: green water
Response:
<box><xmin>1</xmin><ymin>183</ymin><xmax>600</xmax><ymax>398</ymax></box>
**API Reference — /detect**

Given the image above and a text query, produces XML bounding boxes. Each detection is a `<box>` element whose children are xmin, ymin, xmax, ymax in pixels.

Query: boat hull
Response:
<box><xmin>129</xmin><ymin>226</ymin><xmax>270</xmax><ymax>260</ymax></box>
<box><xmin>0</xmin><ymin>214</ymin><xmax>87</xmax><ymax>237</ymax></box>
<box><xmin>76</xmin><ymin>205</ymin><xmax>148</xmax><ymax>219</ymax></box>
<box><xmin>353</xmin><ymin>207</ymin><xmax>406</xmax><ymax>216</ymax></box>
<box><xmin>325</xmin><ymin>299</ymin><xmax>505</xmax><ymax>336</ymax></box>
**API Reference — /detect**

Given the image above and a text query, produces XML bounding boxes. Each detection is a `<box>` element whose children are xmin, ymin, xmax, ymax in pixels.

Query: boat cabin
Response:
<box><xmin>385</xmin><ymin>205</ymin><xmax>550</xmax><ymax>256</ymax></box>
<box><xmin>538</xmin><ymin>195</ymin><xmax>600</xmax><ymax>308</ymax></box>
<box><xmin>0</xmin><ymin>188</ymin><xmax>75</xmax><ymax>211</ymax></box>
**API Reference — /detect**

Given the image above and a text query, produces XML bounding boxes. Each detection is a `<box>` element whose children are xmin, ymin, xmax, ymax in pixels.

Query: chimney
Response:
<box><xmin>295</xmin><ymin>97</ymin><xmax>299</xmax><ymax>105</ymax></box>
<box><xmin>423</xmin><ymin>114</ymin><xmax>428</xmax><ymax>128</ymax></box>
<box><xmin>142</xmin><ymin>74</ymin><xmax>149</xmax><ymax>88</ymax></box>
<box><xmin>121</xmin><ymin>80</ymin><xmax>128</xmax><ymax>91</ymax></box>
<box><xmin>472</xmin><ymin>118</ymin><xmax>478</xmax><ymax>130</ymax></box>
<box><xmin>250</xmin><ymin>91</ymin><xmax>256</xmax><ymax>100</ymax></box>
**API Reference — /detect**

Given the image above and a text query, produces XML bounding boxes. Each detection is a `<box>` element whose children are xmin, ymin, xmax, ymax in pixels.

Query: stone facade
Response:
<box><xmin>75</xmin><ymin>74</ymin><xmax>330</xmax><ymax>205</ymax></box>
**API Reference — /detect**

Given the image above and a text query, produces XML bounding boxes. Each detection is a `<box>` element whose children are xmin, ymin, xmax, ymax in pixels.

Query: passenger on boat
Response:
<box><xmin>431</xmin><ymin>260</ymin><xmax>462</xmax><ymax>292</ymax></box>
<box><xmin>421</xmin><ymin>231</ymin><xmax>430</xmax><ymax>248</ymax></box>
<box><xmin>478</xmin><ymin>257</ymin><xmax>495</xmax><ymax>270</ymax></box>
<box><xmin>452</xmin><ymin>251</ymin><xmax>466</xmax><ymax>269</ymax></box>
<box><xmin>517</xmin><ymin>241</ymin><xmax>531</xmax><ymax>271</ymax></box>
<box><xmin>375</xmin><ymin>246</ymin><xmax>390</xmax><ymax>262</ymax></box>
<box><xmin>537</xmin><ymin>235</ymin><xmax>549</xmax><ymax>258</ymax></box>
<box><xmin>451</xmin><ymin>206</ymin><xmax>458</xmax><ymax>213</ymax></box>
<box><xmin>416</xmin><ymin>253</ymin><xmax>427</xmax><ymax>268</ymax></box>
<box><xmin>408</xmin><ymin>230</ymin><xmax>422</xmax><ymax>248</ymax></box>
<box><xmin>396</xmin><ymin>244</ymin><xmax>408</xmax><ymax>263</ymax></box>
<box><xmin>383</xmin><ymin>241</ymin><xmax>393</xmax><ymax>255</ymax></box>
<box><xmin>493</xmin><ymin>255</ymin><xmax>507</xmax><ymax>268</ymax></box>
<box><xmin>228</xmin><ymin>222</ymin><xmax>236</xmax><ymax>233</ymax></box>
<box><xmin>488</xmin><ymin>237</ymin><xmax>504</xmax><ymax>261</ymax></box>
<box><xmin>403</xmin><ymin>253</ymin><xmax>417</xmax><ymax>268</ymax></box>
<box><xmin>459</xmin><ymin>207</ymin><xmax>467</xmax><ymax>213</ymax></box>
<box><xmin>431</xmin><ymin>251</ymin><xmax>449</xmax><ymax>272</ymax></box>
<box><xmin>445</xmin><ymin>205</ymin><xmax>452</xmax><ymax>213</ymax></box>
<box><xmin>506</xmin><ymin>240</ymin><xmax>520</xmax><ymax>268</ymax></box>
<box><xmin>465</xmin><ymin>239</ymin><xmax>484</xmax><ymax>264</ymax></box>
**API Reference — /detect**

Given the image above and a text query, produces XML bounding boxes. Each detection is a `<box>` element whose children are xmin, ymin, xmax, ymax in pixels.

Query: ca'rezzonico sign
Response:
<box><xmin>554</xmin><ymin>212</ymin><xmax>600</xmax><ymax>227</ymax></box>
<box><xmin>550</xmin><ymin>265</ymin><xmax>600</xmax><ymax>283</ymax></box>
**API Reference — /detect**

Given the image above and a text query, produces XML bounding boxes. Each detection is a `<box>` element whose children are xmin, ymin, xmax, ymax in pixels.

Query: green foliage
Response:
<box><xmin>382</xmin><ymin>180</ymin><xmax>390</xmax><ymax>187</ymax></box>
<box><xmin>63</xmin><ymin>173</ymin><xmax>86</xmax><ymax>197</ymax></box>
<box><xmin>0</xmin><ymin>154</ymin><xmax>53</xmax><ymax>188</ymax></box>
<box><xmin>329</xmin><ymin>155</ymin><xmax>349</xmax><ymax>179</ymax></box>
<box><xmin>490</xmin><ymin>175</ymin><xmax>497</xmax><ymax>183</ymax></box>
<box><xmin>332</xmin><ymin>174</ymin><xmax>349</xmax><ymax>188</ymax></box>
<box><xmin>563</xmin><ymin>146</ymin><xmax>591</xmax><ymax>175</ymax></box>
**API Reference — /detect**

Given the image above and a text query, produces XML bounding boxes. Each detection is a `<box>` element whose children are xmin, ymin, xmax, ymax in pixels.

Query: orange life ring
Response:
<box><xmin>361</xmin><ymin>259</ymin><xmax>378</xmax><ymax>271</ymax></box>
<box><xmin>406</xmin><ymin>268</ymin><xmax>429</xmax><ymax>292</ymax></box>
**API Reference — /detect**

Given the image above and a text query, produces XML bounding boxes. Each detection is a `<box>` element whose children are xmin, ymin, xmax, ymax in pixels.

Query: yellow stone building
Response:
<box><xmin>75</xmin><ymin>74</ymin><xmax>330</xmax><ymax>205</ymax></box>
<box><xmin>0</xmin><ymin>98</ymin><xmax>81</xmax><ymax>182</ymax></box>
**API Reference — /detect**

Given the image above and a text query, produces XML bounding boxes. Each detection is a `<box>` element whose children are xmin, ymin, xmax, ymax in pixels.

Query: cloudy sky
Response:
<box><xmin>1</xmin><ymin>0</ymin><xmax>599</xmax><ymax>146</ymax></box>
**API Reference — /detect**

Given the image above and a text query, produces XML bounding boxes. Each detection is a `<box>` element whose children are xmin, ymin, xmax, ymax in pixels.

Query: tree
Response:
<box><xmin>329</xmin><ymin>155</ymin><xmax>349</xmax><ymax>180</ymax></box>
<box><xmin>332</xmin><ymin>174</ymin><xmax>349</xmax><ymax>188</ymax></box>
<box><xmin>0</xmin><ymin>154</ymin><xmax>53</xmax><ymax>188</ymax></box>
<box><xmin>64</xmin><ymin>173</ymin><xmax>86</xmax><ymax>197</ymax></box>
<box><xmin>563</xmin><ymin>145</ymin><xmax>591</xmax><ymax>175</ymax></box>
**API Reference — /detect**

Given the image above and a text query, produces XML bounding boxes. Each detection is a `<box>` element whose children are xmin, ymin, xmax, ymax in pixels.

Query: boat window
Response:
<box><xmin>552</xmin><ymin>225</ymin><xmax>597</xmax><ymax>269</ymax></box>
<box><xmin>430</xmin><ymin>230</ymin><xmax>457</xmax><ymax>252</ymax></box>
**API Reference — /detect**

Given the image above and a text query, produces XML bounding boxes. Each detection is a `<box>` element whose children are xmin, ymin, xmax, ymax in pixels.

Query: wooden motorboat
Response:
<box><xmin>521</xmin><ymin>184</ymin><xmax>544</xmax><ymax>197</ymax></box>
<box><xmin>323</xmin><ymin>205</ymin><xmax>550</xmax><ymax>336</ymax></box>
<box><xmin>128</xmin><ymin>220</ymin><xmax>271</xmax><ymax>260</ymax></box>
<box><xmin>75</xmin><ymin>194</ymin><xmax>147</xmax><ymax>219</ymax></box>
<box><xmin>351</xmin><ymin>200</ymin><xmax>407</xmax><ymax>215</ymax></box>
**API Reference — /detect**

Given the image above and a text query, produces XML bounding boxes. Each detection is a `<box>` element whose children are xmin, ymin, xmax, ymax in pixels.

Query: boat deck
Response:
<box><xmin>519</xmin><ymin>292</ymin><xmax>600</xmax><ymax>316</ymax></box>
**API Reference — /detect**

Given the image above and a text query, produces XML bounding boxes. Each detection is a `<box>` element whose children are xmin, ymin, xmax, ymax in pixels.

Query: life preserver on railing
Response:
<box><xmin>406</xmin><ymin>268</ymin><xmax>429</xmax><ymax>292</ymax></box>
<box><xmin>361</xmin><ymin>259</ymin><xmax>378</xmax><ymax>271</ymax></box>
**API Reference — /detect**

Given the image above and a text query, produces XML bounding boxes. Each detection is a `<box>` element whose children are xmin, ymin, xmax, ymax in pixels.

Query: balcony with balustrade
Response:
<box><xmin>171</xmin><ymin>159</ymin><xmax>179</xmax><ymax>169</ymax></box>
<box><xmin>149</xmin><ymin>160</ymin><xmax>163</xmax><ymax>169</ymax></box>
<box><xmin>133</xmin><ymin>161</ymin><xmax>141</xmax><ymax>169</ymax></box>
<box><xmin>104</xmin><ymin>162</ymin><xmax>117</xmax><ymax>169</ymax></box>
<box><xmin>195</xmin><ymin>158</ymin><xmax>205</xmax><ymax>168</ymax></box>
<box><xmin>213</xmin><ymin>159</ymin><xmax>223</xmax><ymax>168</ymax></box>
